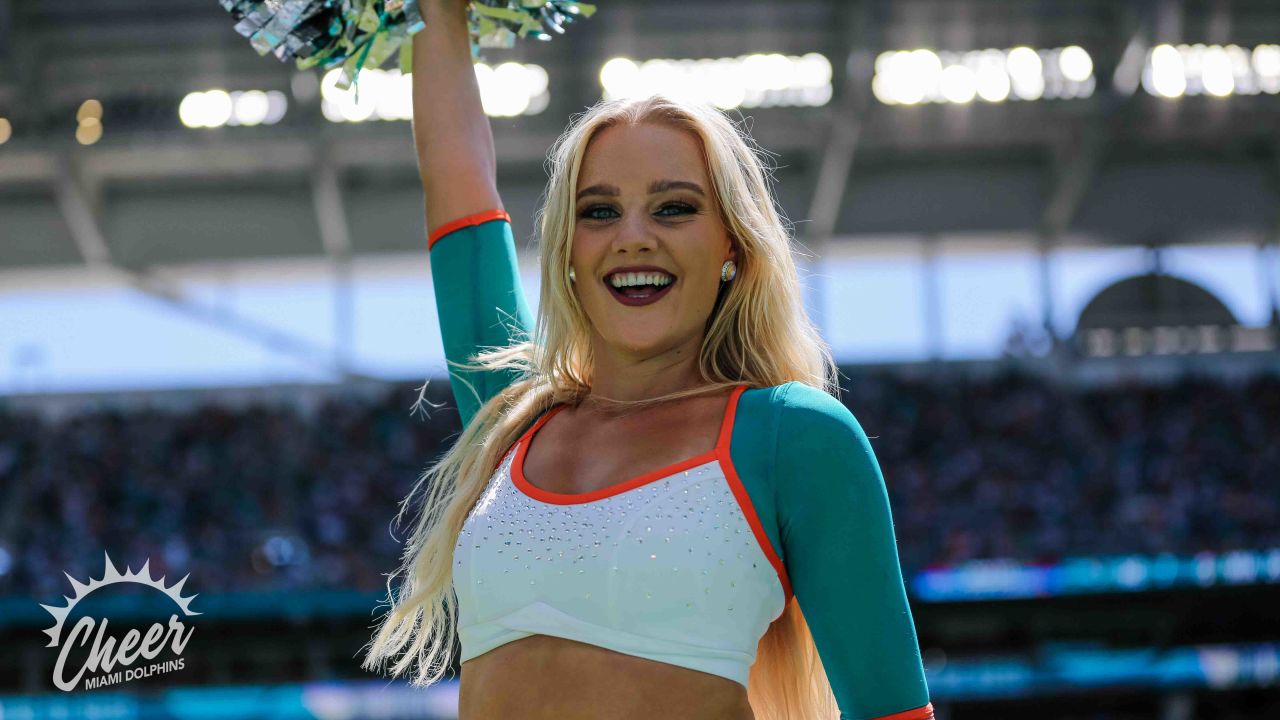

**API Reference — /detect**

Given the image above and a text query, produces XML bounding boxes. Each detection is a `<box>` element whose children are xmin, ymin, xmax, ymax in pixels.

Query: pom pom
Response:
<box><xmin>221</xmin><ymin>0</ymin><xmax>596</xmax><ymax>95</ymax></box>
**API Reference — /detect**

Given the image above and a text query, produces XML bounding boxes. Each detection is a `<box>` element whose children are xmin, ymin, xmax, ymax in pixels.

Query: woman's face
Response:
<box><xmin>570</xmin><ymin>122</ymin><xmax>736</xmax><ymax>362</ymax></box>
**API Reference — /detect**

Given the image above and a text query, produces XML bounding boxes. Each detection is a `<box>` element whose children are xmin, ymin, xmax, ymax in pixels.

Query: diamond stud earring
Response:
<box><xmin>568</xmin><ymin>267</ymin><xmax>576</xmax><ymax>283</ymax></box>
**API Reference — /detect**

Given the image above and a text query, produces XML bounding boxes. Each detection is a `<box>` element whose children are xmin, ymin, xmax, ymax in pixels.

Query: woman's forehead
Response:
<box><xmin>578</xmin><ymin>123</ymin><xmax>708</xmax><ymax>188</ymax></box>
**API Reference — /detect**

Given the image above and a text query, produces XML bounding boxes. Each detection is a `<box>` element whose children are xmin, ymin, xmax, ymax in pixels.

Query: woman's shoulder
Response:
<box><xmin>735</xmin><ymin>380</ymin><xmax>876</xmax><ymax>483</ymax></box>
<box><xmin>737</xmin><ymin>380</ymin><xmax>860</xmax><ymax>432</ymax></box>
<box><xmin>728</xmin><ymin>381</ymin><xmax>881</xmax><ymax>565</ymax></box>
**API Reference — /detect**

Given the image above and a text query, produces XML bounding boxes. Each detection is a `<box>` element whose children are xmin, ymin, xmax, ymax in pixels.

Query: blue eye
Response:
<box><xmin>580</xmin><ymin>205</ymin><xmax>614</xmax><ymax>220</ymax></box>
<box><xmin>659</xmin><ymin>203</ymin><xmax>696</xmax><ymax>216</ymax></box>
<box><xmin>579</xmin><ymin>203</ymin><xmax>696</xmax><ymax>220</ymax></box>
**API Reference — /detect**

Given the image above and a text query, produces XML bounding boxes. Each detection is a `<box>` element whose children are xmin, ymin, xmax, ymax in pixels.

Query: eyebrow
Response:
<box><xmin>575</xmin><ymin>179</ymin><xmax>706</xmax><ymax>202</ymax></box>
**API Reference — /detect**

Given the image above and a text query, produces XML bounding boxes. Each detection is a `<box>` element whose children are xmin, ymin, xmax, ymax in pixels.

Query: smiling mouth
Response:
<box><xmin>606</xmin><ymin>278</ymin><xmax>676</xmax><ymax>306</ymax></box>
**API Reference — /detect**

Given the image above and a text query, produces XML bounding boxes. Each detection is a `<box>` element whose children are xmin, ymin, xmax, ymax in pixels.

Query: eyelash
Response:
<box><xmin>578</xmin><ymin>202</ymin><xmax>697</xmax><ymax>221</ymax></box>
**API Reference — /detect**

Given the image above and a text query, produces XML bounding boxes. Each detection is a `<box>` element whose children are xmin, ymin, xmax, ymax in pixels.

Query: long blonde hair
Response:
<box><xmin>362</xmin><ymin>94</ymin><xmax>841</xmax><ymax>719</ymax></box>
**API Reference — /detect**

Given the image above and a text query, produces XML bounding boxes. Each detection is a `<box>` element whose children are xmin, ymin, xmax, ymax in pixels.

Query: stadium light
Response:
<box><xmin>1006</xmin><ymin>46</ymin><xmax>1045</xmax><ymax>100</ymax></box>
<box><xmin>975</xmin><ymin>50</ymin><xmax>1012</xmax><ymax>102</ymax></box>
<box><xmin>1147</xmin><ymin>44</ymin><xmax>1187</xmax><ymax>98</ymax></box>
<box><xmin>72</xmin><ymin>98</ymin><xmax>106</xmax><ymax>145</ymax></box>
<box><xmin>183</xmin><ymin>89</ymin><xmax>232</xmax><ymax>128</ymax></box>
<box><xmin>1201</xmin><ymin>46</ymin><xmax>1235</xmax><ymax>96</ymax></box>
<box><xmin>1142</xmin><ymin>43</ymin><xmax>1280</xmax><ymax>98</ymax></box>
<box><xmin>1256</xmin><ymin>45</ymin><xmax>1280</xmax><ymax>91</ymax></box>
<box><xmin>232</xmin><ymin>90</ymin><xmax>271</xmax><ymax>126</ymax></box>
<box><xmin>1057</xmin><ymin>45</ymin><xmax>1093</xmax><ymax>82</ymax></box>
<box><xmin>75</xmin><ymin>117</ymin><xmax>102</xmax><ymax>145</ymax></box>
<box><xmin>598</xmin><ymin>53</ymin><xmax>833</xmax><ymax>109</ymax></box>
<box><xmin>180</xmin><ymin>89</ymin><xmax>287</xmax><ymax>129</ymax></box>
<box><xmin>77</xmin><ymin>99</ymin><xmax>103</xmax><ymax>123</ymax></box>
<box><xmin>321</xmin><ymin>64</ymin><xmax>549</xmax><ymax>122</ymax></box>
<box><xmin>940</xmin><ymin>65</ymin><xmax>977</xmax><ymax>103</ymax></box>
<box><xmin>483</xmin><ymin>62</ymin><xmax>548</xmax><ymax>116</ymax></box>
<box><xmin>873</xmin><ymin>45</ymin><xmax>1093</xmax><ymax>105</ymax></box>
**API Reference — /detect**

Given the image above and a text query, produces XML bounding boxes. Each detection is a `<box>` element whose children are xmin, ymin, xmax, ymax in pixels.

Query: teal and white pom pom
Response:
<box><xmin>220</xmin><ymin>0</ymin><xmax>596</xmax><ymax>92</ymax></box>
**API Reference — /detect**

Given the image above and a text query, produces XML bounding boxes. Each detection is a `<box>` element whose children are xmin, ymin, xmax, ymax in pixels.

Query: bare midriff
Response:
<box><xmin>458</xmin><ymin>635</ymin><xmax>756</xmax><ymax>720</ymax></box>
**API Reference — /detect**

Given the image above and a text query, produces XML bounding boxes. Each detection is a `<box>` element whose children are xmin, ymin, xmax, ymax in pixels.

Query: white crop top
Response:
<box><xmin>451</xmin><ymin>385</ymin><xmax>789</xmax><ymax>688</ymax></box>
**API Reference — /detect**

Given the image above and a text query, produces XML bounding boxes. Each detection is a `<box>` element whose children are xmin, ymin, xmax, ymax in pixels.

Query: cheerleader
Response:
<box><xmin>363</xmin><ymin>2</ymin><xmax>935</xmax><ymax>718</ymax></box>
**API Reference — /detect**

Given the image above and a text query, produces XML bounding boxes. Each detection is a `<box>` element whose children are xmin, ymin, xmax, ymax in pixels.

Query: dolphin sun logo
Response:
<box><xmin>40</xmin><ymin>552</ymin><xmax>201</xmax><ymax>691</ymax></box>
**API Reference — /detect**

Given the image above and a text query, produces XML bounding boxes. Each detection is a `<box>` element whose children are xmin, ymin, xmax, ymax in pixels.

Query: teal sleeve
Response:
<box><xmin>774</xmin><ymin>382</ymin><xmax>933</xmax><ymax>720</ymax></box>
<box><xmin>428</xmin><ymin>215</ymin><xmax>535</xmax><ymax>429</ymax></box>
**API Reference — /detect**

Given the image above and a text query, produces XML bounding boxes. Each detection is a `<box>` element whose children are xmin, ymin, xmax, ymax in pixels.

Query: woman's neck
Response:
<box><xmin>587</xmin><ymin>343</ymin><xmax>706</xmax><ymax>403</ymax></box>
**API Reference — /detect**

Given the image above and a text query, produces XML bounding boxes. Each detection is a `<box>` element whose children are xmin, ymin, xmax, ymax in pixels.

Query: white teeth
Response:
<box><xmin>609</xmin><ymin>271</ymin><xmax>674</xmax><ymax>288</ymax></box>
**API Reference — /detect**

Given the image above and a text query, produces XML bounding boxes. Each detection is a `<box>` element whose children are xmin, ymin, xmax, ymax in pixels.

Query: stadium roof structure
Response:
<box><xmin>1</xmin><ymin>0</ymin><xmax>1278</xmax><ymax>379</ymax></box>
<box><xmin>2</xmin><ymin>0</ymin><xmax>1278</xmax><ymax>267</ymax></box>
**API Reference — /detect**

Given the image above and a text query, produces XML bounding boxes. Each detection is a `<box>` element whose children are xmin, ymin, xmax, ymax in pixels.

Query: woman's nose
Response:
<box><xmin>612</xmin><ymin>209</ymin><xmax>657</xmax><ymax>251</ymax></box>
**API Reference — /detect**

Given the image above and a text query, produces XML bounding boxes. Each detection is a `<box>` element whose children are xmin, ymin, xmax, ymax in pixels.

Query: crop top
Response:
<box><xmin>429</xmin><ymin>210</ymin><xmax>934</xmax><ymax>720</ymax></box>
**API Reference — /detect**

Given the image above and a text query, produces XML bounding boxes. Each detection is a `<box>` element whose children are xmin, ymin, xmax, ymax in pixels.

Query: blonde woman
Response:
<box><xmin>362</xmin><ymin>1</ymin><xmax>935</xmax><ymax>718</ymax></box>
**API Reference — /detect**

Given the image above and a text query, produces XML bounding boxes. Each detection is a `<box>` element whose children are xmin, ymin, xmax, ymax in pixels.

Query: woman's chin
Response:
<box><xmin>602</xmin><ymin>326</ymin><xmax>677</xmax><ymax>356</ymax></box>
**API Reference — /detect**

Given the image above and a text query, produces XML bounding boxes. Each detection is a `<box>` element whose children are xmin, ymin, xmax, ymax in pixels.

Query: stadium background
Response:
<box><xmin>2</xmin><ymin>0</ymin><xmax>1279</xmax><ymax>717</ymax></box>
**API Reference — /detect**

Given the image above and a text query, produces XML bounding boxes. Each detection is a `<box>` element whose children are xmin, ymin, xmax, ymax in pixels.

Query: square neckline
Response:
<box><xmin>510</xmin><ymin>384</ymin><xmax>749</xmax><ymax>505</ymax></box>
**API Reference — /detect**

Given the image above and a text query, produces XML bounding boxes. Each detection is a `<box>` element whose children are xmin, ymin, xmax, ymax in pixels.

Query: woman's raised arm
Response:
<box><xmin>414</xmin><ymin>0</ymin><xmax>500</xmax><ymax>229</ymax></box>
<box><xmin>414</xmin><ymin>0</ymin><xmax>534</xmax><ymax>428</ymax></box>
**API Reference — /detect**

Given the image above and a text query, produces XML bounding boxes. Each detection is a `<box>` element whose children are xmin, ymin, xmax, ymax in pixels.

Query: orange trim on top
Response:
<box><xmin>492</xmin><ymin>404</ymin><xmax>556</xmax><ymax>474</ymax></box>
<box><xmin>427</xmin><ymin>208</ymin><xmax>511</xmax><ymax>251</ymax></box>
<box><xmin>712</xmin><ymin>384</ymin><xmax>746</xmax><ymax>452</ymax></box>
<box><xmin>503</xmin><ymin>385</ymin><xmax>795</xmax><ymax>603</ymax></box>
<box><xmin>870</xmin><ymin>702</ymin><xmax>935</xmax><ymax>720</ymax></box>
<box><xmin>716</xmin><ymin>385</ymin><xmax>795</xmax><ymax>603</ymax></box>
<box><xmin>510</xmin><ymin>384</ymin><xmax>747</xmax><ymax>506</ymax></box>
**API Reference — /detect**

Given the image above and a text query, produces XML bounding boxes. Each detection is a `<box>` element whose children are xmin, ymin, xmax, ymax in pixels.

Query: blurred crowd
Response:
<box><xmin>1</xmin><ymin>370</ymin><xmax>1277</xmax><ymax>600</ymax></box>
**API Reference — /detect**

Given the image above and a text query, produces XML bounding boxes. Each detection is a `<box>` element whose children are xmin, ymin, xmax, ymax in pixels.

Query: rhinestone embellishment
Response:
<box><xmin>452</xmin><ymin>440</ymin><xmax>788</xmax><ymax>673</ymax></box>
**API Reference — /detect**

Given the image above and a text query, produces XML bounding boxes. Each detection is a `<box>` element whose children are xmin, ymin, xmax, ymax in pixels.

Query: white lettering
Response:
<box><xmin>117</xmin><ymin>628</ymin><xmax>142</xmax><ymax>666</ymax></box>
<box><xmin>53</xmin><ymin>617</ymin><xmax>96</xmax><ymax>692</ymax></box>
<box><xmin>140</xmin><ymin>622</ymin><xmax>167</xmax><ymax>661</ymax></box>
<box><xmin>51</xmin><ymin>615</ymin><xmax>195</xmax><ymax>691</ymax></box>
<box><xmin>167</xmin><ymin>614</ymin><xmax>195</xmax><ymax>655</ymax></box>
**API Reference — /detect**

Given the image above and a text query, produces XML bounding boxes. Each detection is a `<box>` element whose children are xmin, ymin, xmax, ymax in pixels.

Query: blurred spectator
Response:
<box><xmin>1</xmin><ymin>370</ymin><xmax>1276</xmax><ymax>599</ymax></box>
